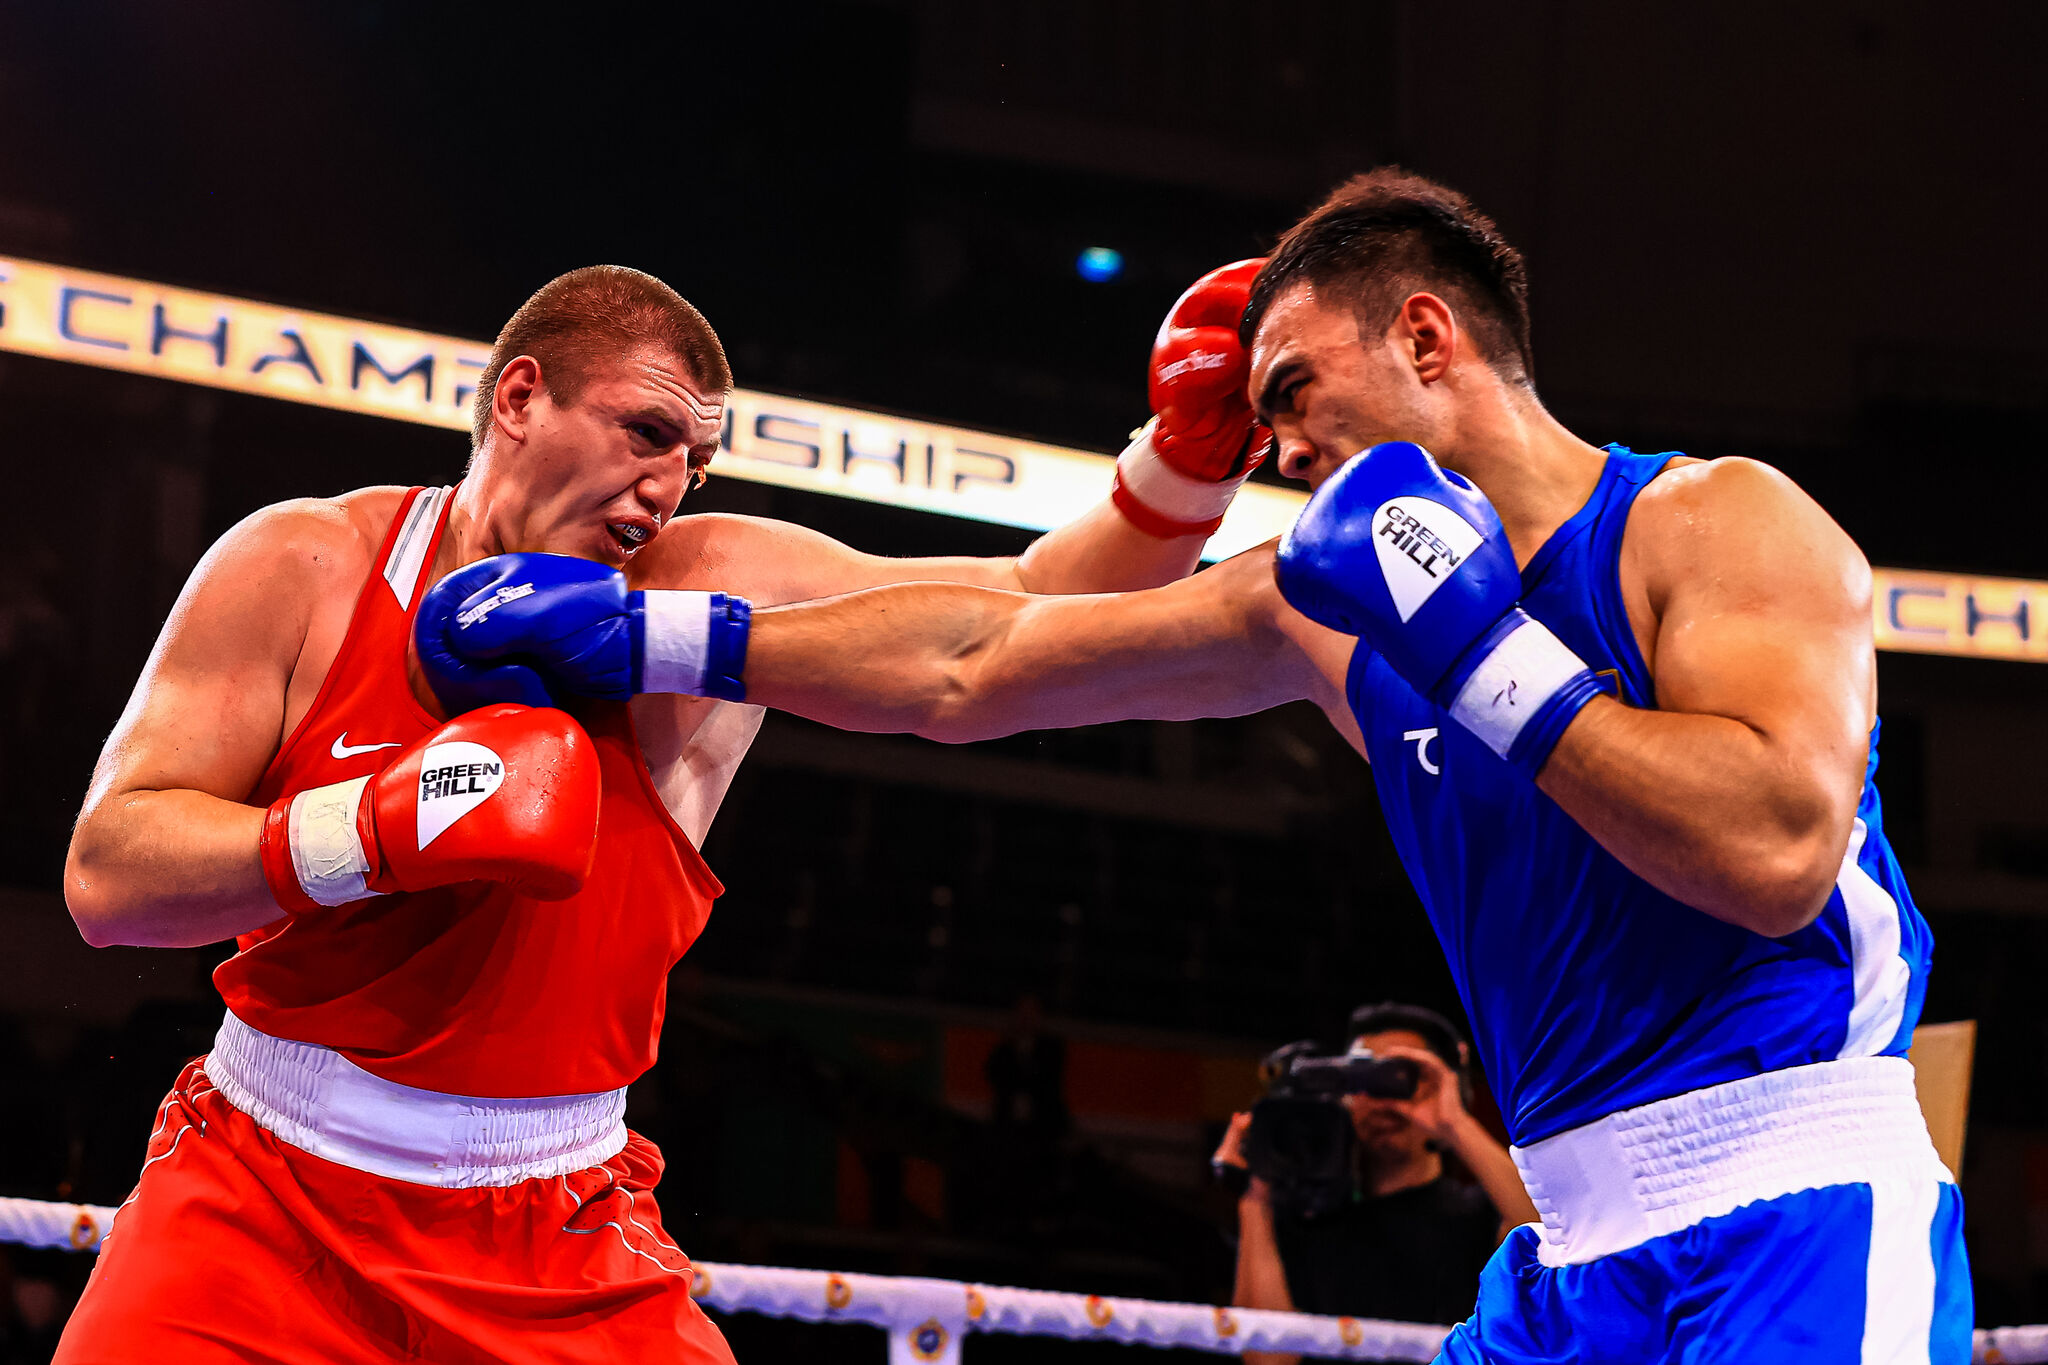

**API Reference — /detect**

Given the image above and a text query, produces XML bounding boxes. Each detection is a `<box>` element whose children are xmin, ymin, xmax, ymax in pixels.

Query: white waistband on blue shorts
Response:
<box><xmin>204</xmin><ymin>1010</ymin><xmax>628</xmax><ymax>1189</ymax></box>
<box><xmin>1511</xmin><ymin>1055</ymin><xmax>1951</xmax><ymax>1267</ymax></box>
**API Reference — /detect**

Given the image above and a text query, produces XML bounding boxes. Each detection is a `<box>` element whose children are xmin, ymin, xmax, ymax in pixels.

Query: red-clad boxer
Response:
<box><xmin>55</xmin><ymin>262</ymin><xmax>1267</xmax><ymax>1363</ymax></box>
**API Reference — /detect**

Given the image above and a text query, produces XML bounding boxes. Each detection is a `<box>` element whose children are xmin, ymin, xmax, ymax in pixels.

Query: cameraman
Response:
<box><xmin>1213</xmin><ymin>1004</ymin><xmax>1535</xmax><ymax>1350</ymax></box>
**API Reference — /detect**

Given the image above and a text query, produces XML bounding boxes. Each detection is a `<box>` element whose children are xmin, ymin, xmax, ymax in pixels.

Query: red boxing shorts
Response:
<box><xmin>54</xmin><ymin>1051</ymin><xmax>735</xmax><ymax>1364</ymax></box>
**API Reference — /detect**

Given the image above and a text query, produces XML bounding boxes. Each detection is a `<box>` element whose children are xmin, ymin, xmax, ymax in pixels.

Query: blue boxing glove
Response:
<box><xmin>1275</xmin><ymin>442</ymin><xmax>1605</xmax><ymax>776</ymax></box>
<box><xmin>415</xmin><ymin>553</ymin><xmax>753</xmax><ymax>714</ymax></box>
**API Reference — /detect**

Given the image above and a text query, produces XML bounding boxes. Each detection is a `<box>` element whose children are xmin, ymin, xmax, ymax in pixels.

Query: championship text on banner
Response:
<box><xmin>1872</xmin><ymin>568</ymin><xmax>2045</xmax><ymax>664</ymax></box>
<box><xmin>0</xmin><ymin>255</ymin><xmax>1298</xmax><ymax>561</ymax></box>
<box><xmin>1</xmin><ymin>255</ymin><xmax>2042</xmax><ymax>653</ymax></box>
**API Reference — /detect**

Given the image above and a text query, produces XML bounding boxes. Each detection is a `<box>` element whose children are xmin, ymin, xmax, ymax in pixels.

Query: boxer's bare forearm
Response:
<box><xmin>66</xmin><ymin>791</ymin><xmax>277</xmax><ymax>948</ymax></box>
<box><xmin>724</xmin><ymin>498</ymin><xmax>1211</xmax><ymax>605</ymax></box>
<box><xmin>1536</xmin><ymin>699</ymin><xmax>1854</xmax><ymax>938</ymax></box>
<box><xmin>1010</xmin><ymin>497</ymin><xmax>1208</xmax><ymax>593</ymax></box>
<box><xmin>745</xmin><ymin>547</ymin><xmax>1315</xmax><ymax>742</ymax></box>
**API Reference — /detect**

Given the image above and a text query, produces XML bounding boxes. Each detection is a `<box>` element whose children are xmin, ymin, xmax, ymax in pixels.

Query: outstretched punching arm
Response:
<box><xmin>742</xmin><ymin>545</ymin><xmax>1348</xmax><ymax>745</ymax></box>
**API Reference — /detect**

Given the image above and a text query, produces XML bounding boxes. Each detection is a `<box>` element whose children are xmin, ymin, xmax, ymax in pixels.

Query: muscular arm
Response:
<box><xmin>1535</xmin><ymin>460</ymin><xmax>1875</xmax><ymax>938</ymax></box>
<box><xmin>65</xmin><ymin>503</ymin><xmax>368</xmax><ymax>948</ymax></box>
<box><xmin>740</xmin><ymin>544</ymin><xmax>1351</xmax><ymax>745</ymax></box>
<box><xmin>678</xmin><ymin>495</ymin><xmax>1214</xmax><ymax>607</ymax></box>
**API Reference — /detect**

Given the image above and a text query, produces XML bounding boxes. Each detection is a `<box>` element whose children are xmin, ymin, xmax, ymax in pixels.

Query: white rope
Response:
<box><xmin>0</xmin><ymin>1196</ymin><xmax>2037</xmax><ymax>1363</ymax></box>
<box><xmin>0</xmin><ymin>1196</ymin><xmax>120</xmax><ymax>1253</ymax></box>
<box><xmin>679</xmin><ymin>1261</ymin><xmax>1449</xmax><ymax>1361</ymax></box>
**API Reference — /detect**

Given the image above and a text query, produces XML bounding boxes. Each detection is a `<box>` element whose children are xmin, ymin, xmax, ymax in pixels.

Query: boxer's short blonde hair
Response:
<box><xmin>471</xmin><ymin>265</ymin><xmax>732</xmax><ymax>450</ymax></box>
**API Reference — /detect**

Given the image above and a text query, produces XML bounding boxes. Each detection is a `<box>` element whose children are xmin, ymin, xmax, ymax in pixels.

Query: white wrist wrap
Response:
<box><xmin>1449</xmin><ymin>618</ymin><xmax>1590</xmax><ymax>760</ymax></box>
<box><xmin>288</xmin><ymin>775</ymin><xmax>375</xmax><ymax>907</ymax></box>
<box><xmin>639</xmin><ymin>589</ymin><xmax>716</xmax><ymax>695</ymax></box>
<box><xmin>1114</xmin><ymin>424</ymin><xmax>1250</xmax><ymax>525</ymax></box>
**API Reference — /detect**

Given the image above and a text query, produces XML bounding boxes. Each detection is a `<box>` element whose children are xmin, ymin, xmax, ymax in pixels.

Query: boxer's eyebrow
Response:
<box><xmin>624</xmin><ymin>405</ymin><xmax>691</xmax><ymax>439</ymax></box>
<box><xmin>1254</xmin><ymin>359</ymin><xmax>1305</xmax><ymax>425</ymax></box>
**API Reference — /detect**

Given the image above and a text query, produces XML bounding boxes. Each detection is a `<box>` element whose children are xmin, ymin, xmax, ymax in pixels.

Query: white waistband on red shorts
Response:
<box><xmin>204</xmin><ymin>1010</ymin><xmax>628</xmax><ymax>1189</ymax></box>
<box><xmin>1511</xmin><ymin>1055</ymin><xmax>1951</xmax><ymax>1267</ymax></box>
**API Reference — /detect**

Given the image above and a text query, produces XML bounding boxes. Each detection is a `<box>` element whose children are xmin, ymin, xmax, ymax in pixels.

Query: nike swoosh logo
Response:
<box><xmin>331</xmin><ymin>734</ymin><xmax>403</xmax><ymax>760</ymax></box>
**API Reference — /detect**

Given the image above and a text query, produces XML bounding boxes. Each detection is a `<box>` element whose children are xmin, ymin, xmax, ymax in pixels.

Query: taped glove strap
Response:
<box><xmin>637</xmin><ymin>590</ymin><xmax>753</xmax><ymax>702</ymax></box>
<box><xmin>1110</xmin><ymin>424</ymin><xmax>1250</xmax><ymax>539</ymax></box>
<box><xmin>260</xmin><ymin>775</ymin><xmax>376</xmax><ymax>914</ymax></box>
<box><xmin>1447</xmin><ymin>616</ymin><xmax>1599</xmax><ymax>777</ymax></box>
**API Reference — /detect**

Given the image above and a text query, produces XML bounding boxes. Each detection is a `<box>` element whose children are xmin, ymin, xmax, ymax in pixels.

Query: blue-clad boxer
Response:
<box><xmin>423</xmin><ymin>168</ymin><xmax>1971</xmax><ymax>1362</ymax></box>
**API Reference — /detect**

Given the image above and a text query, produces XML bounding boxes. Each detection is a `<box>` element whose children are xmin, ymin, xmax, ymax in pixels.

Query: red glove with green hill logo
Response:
<box><xmin>259</xmin><ymin>704</ymin><xmax>602</xmax><ymax>914</ymax></box>
<box><xmin>1110</xmin><ymin>259</ymin><xmax>1273</xmax><ymax>539</ymax></box>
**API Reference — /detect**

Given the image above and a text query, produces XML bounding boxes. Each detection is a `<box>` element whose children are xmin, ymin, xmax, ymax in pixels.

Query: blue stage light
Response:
<box><xmin>1075</xmin><ymin>246</ymin><xmax>1124</xmax><ymax>283</ymax></box>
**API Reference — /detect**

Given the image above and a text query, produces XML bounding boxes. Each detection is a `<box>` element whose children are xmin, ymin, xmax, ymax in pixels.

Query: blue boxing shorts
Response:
<box><xmin>1437</xmin><ymin>1058</ymin><xmax>1972</xmax><ymax>1364</ymax></box>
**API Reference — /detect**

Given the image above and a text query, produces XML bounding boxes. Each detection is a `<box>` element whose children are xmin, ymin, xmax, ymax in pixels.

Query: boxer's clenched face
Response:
<box><xmin>488</xmin><ymin>345</ymin><xmax>726</xmax><ymax>567</ymax></box>
<box><xmin>1248</xmin><ymin>283</ymin><xmax>1451</xmax><ymax>492</ymax></box>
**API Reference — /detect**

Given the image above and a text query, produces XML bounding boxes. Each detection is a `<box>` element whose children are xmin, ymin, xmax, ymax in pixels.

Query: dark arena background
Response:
<box><xmin>0</xmin><ymin>2</ymin><xmax>2044</xmax><ymax>1361</ymax></box>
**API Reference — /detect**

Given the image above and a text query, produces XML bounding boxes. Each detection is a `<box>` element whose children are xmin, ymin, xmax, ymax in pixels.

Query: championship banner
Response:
<box><xmin>1871</xmin><ymin>568</ymin><xmax>2045</xmax><ymax>663</ymax></box>
<box><xmin>2</xmin><ymin>255</ymin><xmax>2043</xmax><ymax>659</ymax></box>
<box><xmin>0</xmin><ymin>255</ymin><xmax>1298</xmax><ymax>561</ymax></box>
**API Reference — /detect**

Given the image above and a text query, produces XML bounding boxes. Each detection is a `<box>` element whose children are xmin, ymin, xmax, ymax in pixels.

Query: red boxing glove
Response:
<box><xmin>259</xmin><ymin>704</ymin><xmax>602</xmax><ymax>915</ymax></box>
<box><xmin>1111</xmin><ymin>258</ymin><xmax>1274</xmax><ymax>539</ymax></box>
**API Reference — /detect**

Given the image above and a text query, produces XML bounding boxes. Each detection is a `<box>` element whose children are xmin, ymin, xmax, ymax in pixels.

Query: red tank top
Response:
<box><xmin>214</xmin><ymin>487</ymin><xmax>723</xmax><ymax>1098</ymax></box>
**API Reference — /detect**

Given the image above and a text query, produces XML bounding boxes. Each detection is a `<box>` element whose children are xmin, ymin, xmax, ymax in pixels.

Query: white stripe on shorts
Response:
<box><xmin>1863</xmin><ymin>1176</ymin><xmax>1940</xmax><ymax>1365</ymax></box>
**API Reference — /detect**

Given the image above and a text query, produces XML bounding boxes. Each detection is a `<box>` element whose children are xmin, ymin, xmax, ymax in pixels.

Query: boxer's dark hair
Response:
<box><xmin>1242</xmin><ymin>169</ymin><xmax>1533</xmax><ymax>387</ymax></box>
<box><xmin>471</xmin><ymin>265</ymin><xmax>732</xmax><ymax>450</ymax></box>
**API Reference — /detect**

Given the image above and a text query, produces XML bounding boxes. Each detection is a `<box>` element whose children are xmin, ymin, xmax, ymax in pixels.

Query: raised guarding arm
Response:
<box><xmin>1534</xmin><ymin>459</ymin><xmax>1875</xmax><ymax>937</ymax></box>
<box><xmin>1276</xmin><ymin>443</ymin><xmax>1872</xmax><ymax>939</ymax></box>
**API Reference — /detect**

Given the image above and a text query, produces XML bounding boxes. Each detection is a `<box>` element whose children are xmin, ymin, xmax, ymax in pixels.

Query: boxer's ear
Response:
<box><xmin>491</xmin><ymin>356</ymin><xmax>543</xmax><ymax>444</ymax></box>
<box><xmin>1394</xmin><ymin>291</ymin><xmax>1458</xmax><ymax>385</ymax></box>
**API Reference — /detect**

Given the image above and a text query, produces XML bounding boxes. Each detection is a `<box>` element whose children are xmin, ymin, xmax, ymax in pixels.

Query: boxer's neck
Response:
<box><xmin>1434</xmin><ymin>390</ymin><xmax>1610</xmax><ymax>569</ymax></box>
<box><xmin>437</xmin><ymin>476</ymin><xmax>519</xmax><ymax>575</ymax></box>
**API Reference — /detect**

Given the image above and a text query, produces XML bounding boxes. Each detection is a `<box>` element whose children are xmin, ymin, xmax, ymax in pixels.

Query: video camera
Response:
<box><xmin>1237</xmin><ymin>1040</ymin><xmax>1421</xmax><ymax>1218</ymax></box>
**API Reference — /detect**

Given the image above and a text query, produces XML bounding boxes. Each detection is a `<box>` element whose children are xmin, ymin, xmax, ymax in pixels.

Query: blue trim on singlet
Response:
<box><xmin>1344</xmin><ymin>446</ymin><xmax>1931</xmax><ymax>1144</ymax></box>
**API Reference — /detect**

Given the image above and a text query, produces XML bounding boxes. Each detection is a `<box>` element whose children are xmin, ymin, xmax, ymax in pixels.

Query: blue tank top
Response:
<box><xmin>1346</xmin><ymin>445</ymin><xmax>1932</xmax><ymax>1145</ymax></box>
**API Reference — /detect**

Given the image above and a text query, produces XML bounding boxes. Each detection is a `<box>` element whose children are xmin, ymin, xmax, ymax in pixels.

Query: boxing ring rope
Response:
<box><xmin>0</xmin><ymin>1196</ymin><xmax>1441</xmax><ymax>1362</ymax></box>
<box><xmin>4</xmin><ymin>1197</ymin><xmax>2044</xmax><ymax>1364</ymax></box>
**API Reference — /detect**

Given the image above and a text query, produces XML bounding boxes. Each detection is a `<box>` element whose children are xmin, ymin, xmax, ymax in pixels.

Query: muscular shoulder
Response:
<box><xmin>636</xmin><ymin>511</ymin><xmax>899</xmax><ymax>602</ymax></box>
<box><xmin>204</xmin><ymin>486</ymin><xmax>402</xmax><ymax>595</ymax></box>
<box><xmin>1624</xmin><ymin>457</ymin><xmax>1869</xmax><ymax>616</ymax></box>
<box><xmin>629</xmin><ymin>511</ymin><xmax>775</xmax><ymax>592</ymax></box>
<box><xmin>647</xmin><ymin>511</ymin><xmax>788</xmax><ymax>562</ymax></box>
